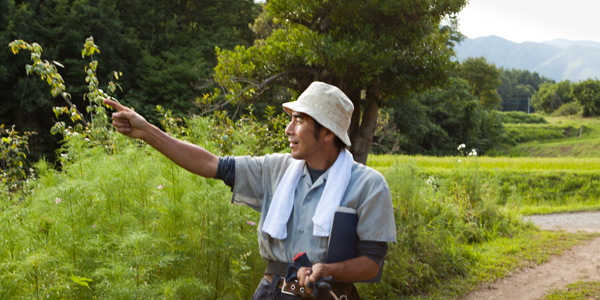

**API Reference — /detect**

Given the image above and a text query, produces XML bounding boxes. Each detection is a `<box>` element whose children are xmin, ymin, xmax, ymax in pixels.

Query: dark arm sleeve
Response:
<box><xmin>214</xmin><ymin>156</ymin><xmax>236</xmax><ymax>188</ymax></box>
<box><xmin>357</xmin><ymin>240</ymin><xmax>388</xmax><ymax>267</ymax></box>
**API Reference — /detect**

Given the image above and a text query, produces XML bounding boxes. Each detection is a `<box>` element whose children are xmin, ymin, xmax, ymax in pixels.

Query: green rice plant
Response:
<box><xmin>371</xmin><ymin>154</ymin><xmax>600</xmax><ymax>215</ymax></box>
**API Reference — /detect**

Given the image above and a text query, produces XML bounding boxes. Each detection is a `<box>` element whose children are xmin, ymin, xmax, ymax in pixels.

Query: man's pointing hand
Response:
<box><xmin>103</xmin><ymin>98</ymin><xmax>149</xmax><ymax>140</ymax></box>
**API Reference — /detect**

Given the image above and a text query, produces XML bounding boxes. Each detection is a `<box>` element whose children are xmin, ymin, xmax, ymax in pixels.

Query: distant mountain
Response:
<box><xmin>455</xmin><ymin>36</ymin><xmax>600</xmax><ymax>82</ymax></box>
<box><xmin>543</xmin><ymin>39</ymin><xmax>600</xmax><ymax>50</ymax></box>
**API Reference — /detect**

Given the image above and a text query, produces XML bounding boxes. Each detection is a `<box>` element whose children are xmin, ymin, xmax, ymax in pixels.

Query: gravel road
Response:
<box><xmin>523</xmin><ymin>211</ymin><xmax>600</xmax><ymax>233</ymax></box>
<box><xmin>463</xmin><ymin>211</ymin><xmax>600</xmax><ymax>300</ymax></box>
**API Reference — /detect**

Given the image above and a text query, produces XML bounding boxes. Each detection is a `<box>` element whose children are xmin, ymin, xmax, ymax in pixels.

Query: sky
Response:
<box><xmin>457</xmin><ymin>0</ymin><xmax>600</xmax><ymax>43</ymax></box>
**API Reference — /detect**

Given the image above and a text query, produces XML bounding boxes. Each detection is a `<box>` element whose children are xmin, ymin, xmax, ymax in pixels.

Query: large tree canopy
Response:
<box><xmin>213</xmin><ymin>0</ymin><xmax>467</xmax><ymax>163</ymax></box>
<box><xmin>1</xmin><ymin>0</ymin><xmax>260</xmax><ymax>159</ymax></box>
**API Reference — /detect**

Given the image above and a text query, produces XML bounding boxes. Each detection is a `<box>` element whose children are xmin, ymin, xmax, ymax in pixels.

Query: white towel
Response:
<box><xmin>263</xmin><ymin>149</ymin><xmax>354</xmax><ymax>239</ymax></box>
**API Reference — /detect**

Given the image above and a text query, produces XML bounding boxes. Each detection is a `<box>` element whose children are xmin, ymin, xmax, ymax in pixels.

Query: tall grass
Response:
<box><xmin>0</xmin><ymin>129</ymin><xmax>264</xmax><ymax>299</ymax></box>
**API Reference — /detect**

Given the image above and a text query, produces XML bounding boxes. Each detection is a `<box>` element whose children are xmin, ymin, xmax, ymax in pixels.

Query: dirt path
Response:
<box><xmin>463</xmin><ymin>211</ymin><xmax>600</xmax><ymax>300</ymax></box>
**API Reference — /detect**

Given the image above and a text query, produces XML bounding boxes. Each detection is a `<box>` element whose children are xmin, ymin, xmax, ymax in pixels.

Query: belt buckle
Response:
<box><xmin>281</xmin><ymin>279</ymin><xmax>311</xmax><ymax>297</ymax></box>
<box><xmin>281</xmin><ymin>279</ymin><xmax>299</xmax><ymax>296</ymax></box>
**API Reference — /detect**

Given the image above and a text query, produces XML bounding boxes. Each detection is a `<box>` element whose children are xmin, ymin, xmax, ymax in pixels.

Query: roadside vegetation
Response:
<box><xmin>543</xmin><ymin>281</ymin><xmax>600</xmax><ymax>300</ymax></box>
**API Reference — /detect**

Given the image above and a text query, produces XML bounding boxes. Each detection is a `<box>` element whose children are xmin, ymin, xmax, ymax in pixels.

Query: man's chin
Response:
<box><xmin>290</xmin><ymin>151</ymin><xmax>302</xmax><ymax>160</ymax></box>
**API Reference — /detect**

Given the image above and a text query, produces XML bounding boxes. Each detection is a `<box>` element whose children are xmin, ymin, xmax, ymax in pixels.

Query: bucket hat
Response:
<box><xmin>282</xmin><ymin>81</ymin><xmax>354</xmax><ymax>146</ymax></box>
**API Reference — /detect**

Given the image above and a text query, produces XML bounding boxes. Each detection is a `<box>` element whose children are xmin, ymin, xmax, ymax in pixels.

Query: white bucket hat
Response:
<box><xmin>282</xmin><ymin>81</ymin><xmax>354</xmax><ymax>146</ymax></box>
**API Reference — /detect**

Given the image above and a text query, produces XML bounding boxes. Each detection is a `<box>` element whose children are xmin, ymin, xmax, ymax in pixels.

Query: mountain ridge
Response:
<box><xmin>455</xmin><ymin>36</ymin><xmax>600</xmax><ymax>82</ymax></box>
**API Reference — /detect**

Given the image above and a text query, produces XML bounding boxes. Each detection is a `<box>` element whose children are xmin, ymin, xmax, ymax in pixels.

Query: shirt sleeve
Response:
<box><xmin>214</xmin><ymin>156</ymin><xmax>236</xmax><ymax>189</ymax></box>
<box><xmin>230</xmin><ymin>153</ymin><xmax>293</xmax><ymax>212</ymax></box>
<box><xmin>352</xmin><ymin>166</ymin><xmax>397</xmax><ymax>243</ymax></box>
<box><xmin>357</xmin><ymin>240</ymin><xmax>388</xmax><ymax>267</ymax></box>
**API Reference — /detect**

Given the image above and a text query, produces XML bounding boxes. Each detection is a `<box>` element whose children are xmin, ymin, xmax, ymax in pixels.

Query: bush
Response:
<box><xmin>552</xmin><ymin>102</ymin><xmax>582</xmax><ymax>117</ymax></box>
<box><xmin>359</xmin><ymin>158</ymin><xmax>528</xmax><ymax>298</ymax></box>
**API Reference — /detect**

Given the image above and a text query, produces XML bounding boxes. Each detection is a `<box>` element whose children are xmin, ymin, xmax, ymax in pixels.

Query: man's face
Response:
<box><xmin>285</xmin><ymin>111</ymin><xmax>325</xmax><ymax>163</ymax></box>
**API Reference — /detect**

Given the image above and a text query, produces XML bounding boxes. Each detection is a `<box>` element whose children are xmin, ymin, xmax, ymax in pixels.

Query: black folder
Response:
<box><xmin>325</xmin><ymin>207</ymin><xmax>384</xmax><ymax>283</ymax></box>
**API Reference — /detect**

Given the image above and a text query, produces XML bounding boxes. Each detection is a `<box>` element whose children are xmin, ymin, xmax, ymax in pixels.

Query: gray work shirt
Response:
<box><xmin>232</xmin><ymin>153</ymin><xmax>396</xmax><ymax>264</ymax></box>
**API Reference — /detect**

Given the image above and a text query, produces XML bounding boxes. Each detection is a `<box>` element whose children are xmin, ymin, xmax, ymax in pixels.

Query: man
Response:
<box><xmin>104</xmin><ymin>81</ymin><xmax>396</xmax><ymax>299</ymax></box>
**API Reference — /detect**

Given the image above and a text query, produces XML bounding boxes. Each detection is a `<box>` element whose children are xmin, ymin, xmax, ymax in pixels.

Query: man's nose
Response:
<box><xmin>285</xmin><ymin>121</ymin><xmax>294</xmax><ymax>136</ymax></box>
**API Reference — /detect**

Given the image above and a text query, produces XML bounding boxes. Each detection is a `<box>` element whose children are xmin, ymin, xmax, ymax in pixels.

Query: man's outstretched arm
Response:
<box><xmin>104</xmin><ymin>99</ymin><xmax>219</xmax><ymax>178</ymax></box>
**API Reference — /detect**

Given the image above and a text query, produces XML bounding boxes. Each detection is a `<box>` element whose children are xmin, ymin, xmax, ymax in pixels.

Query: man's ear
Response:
<box><xmin>322</xmin><ymin>128</ymin><xmax>336</xmax><ymax>142</ymax></box>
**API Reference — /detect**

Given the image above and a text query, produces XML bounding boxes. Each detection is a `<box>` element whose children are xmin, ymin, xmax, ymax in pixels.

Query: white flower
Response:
<box><xmin>469</xmin><ymin>149</ymin><xmax>478</xmax><ymax>157</ymax></box>
<box><xmin>458</xmin><ymin>159</ymin><xmax>462</xmax><ymax>162</ymax></box>
<box><xmin>457</xmin><ymin>144</ymin><xmax>466</xmax><ymax>150</ymax></box>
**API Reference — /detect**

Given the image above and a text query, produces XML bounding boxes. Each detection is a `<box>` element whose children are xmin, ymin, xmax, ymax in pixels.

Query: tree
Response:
<box><xmin>457</xmin><ymin>57</ymin><xmax>502</xmax><ymax>110</ymax></box>
<box><xmin>1</xmin><ymin>0</ymin><xmax>260</xmax><ymax>160</ymax></box>
<box><xmin>497</xmin><ymin>68</ymin><xmax>553</xmax><ymax>112</ymax></box>
<box><xmin>382</xmin><ymin>77</ymin><xmax>503</xmax><ymax>155</ymax></box>
<box><xmin>531</xmin><ymin>81</ymin><xmax>574</xmax><ymax>114</ymax></box>
<box><xmin>572</xmin><ymin>79</ymin><xmax>600</xmax><ymax>116</ymax></box>
<box><xmin>555</xmin><ymin>80</ymin><xmax>574</xmax><ymax>104</ymax></box>
<box><xmin>211</xmin><ymin>0</ymin><xmax>467</xmax><ymax>164</ymax></box>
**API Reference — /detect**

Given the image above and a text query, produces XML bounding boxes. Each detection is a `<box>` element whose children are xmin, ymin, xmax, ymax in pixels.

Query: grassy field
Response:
<box><xmin>368</xmin><ymin>154</ymin><xmax>600</xmax><ymax>215</ymax></box>
<box><xmin>505</xmin><ymin>115</ymin><xmax>600</xmax><ymax>158</ymax></box>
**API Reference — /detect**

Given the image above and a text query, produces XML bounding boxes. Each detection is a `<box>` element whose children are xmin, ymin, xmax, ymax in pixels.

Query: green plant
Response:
<box><xmin>9</xmin><ymin>37</ymin><xmax>119</xmax><ymax>149</ymax></box>
<box><xmin>543</xmin><ymin>281</ymin><xmax>600</xmax><ymax>299</ymax></box>
<box><xmin>0</xmin><ymin>124</ymin><xmax>36</xmax><ymax>192</ymax></box>
<box><xmin>552</xmin><ymin>102</ymin><xmax>582</xmax><ymax>117</ymax></box>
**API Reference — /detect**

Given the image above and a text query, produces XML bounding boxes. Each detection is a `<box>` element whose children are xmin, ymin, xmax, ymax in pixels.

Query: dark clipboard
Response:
<box><xmin>325</xmin><ymin>207</ymin><xmax>384</xmax><ymax>283</ymax></box>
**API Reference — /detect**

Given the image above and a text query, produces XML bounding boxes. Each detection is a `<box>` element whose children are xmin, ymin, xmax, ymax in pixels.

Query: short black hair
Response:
<box><xmin>312</xmin><ymin>119</ymin><xmax>347</xmax><ymax>150</ymax></box>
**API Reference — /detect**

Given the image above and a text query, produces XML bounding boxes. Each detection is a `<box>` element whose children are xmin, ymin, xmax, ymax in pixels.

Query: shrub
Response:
<box><xmin>359</xmin><ymin>156</ymin><xmax>528</xmax><ymax>298</ymax></box>
<box><xmin>552</xmin><ymin>102</ymin><xmax>582</xmax><ymax>117</ymax></box>
<box><xmin>0</xmin><ymin>125</ymin><xmax>36</xmax><ymax>192</ymax></box>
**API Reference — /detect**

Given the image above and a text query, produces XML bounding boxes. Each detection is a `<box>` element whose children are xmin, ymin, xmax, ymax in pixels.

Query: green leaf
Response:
<box><xmin>70</xmin><ymin>274</ymin><xmax>93</xmax><ymax>288</ymax></box>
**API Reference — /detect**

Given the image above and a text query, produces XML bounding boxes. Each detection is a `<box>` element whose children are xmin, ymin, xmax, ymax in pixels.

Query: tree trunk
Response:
<box><xmin>349</xmin><ymin>100</ymin><xmax>379</xmax><ymax>165</ymax></box>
